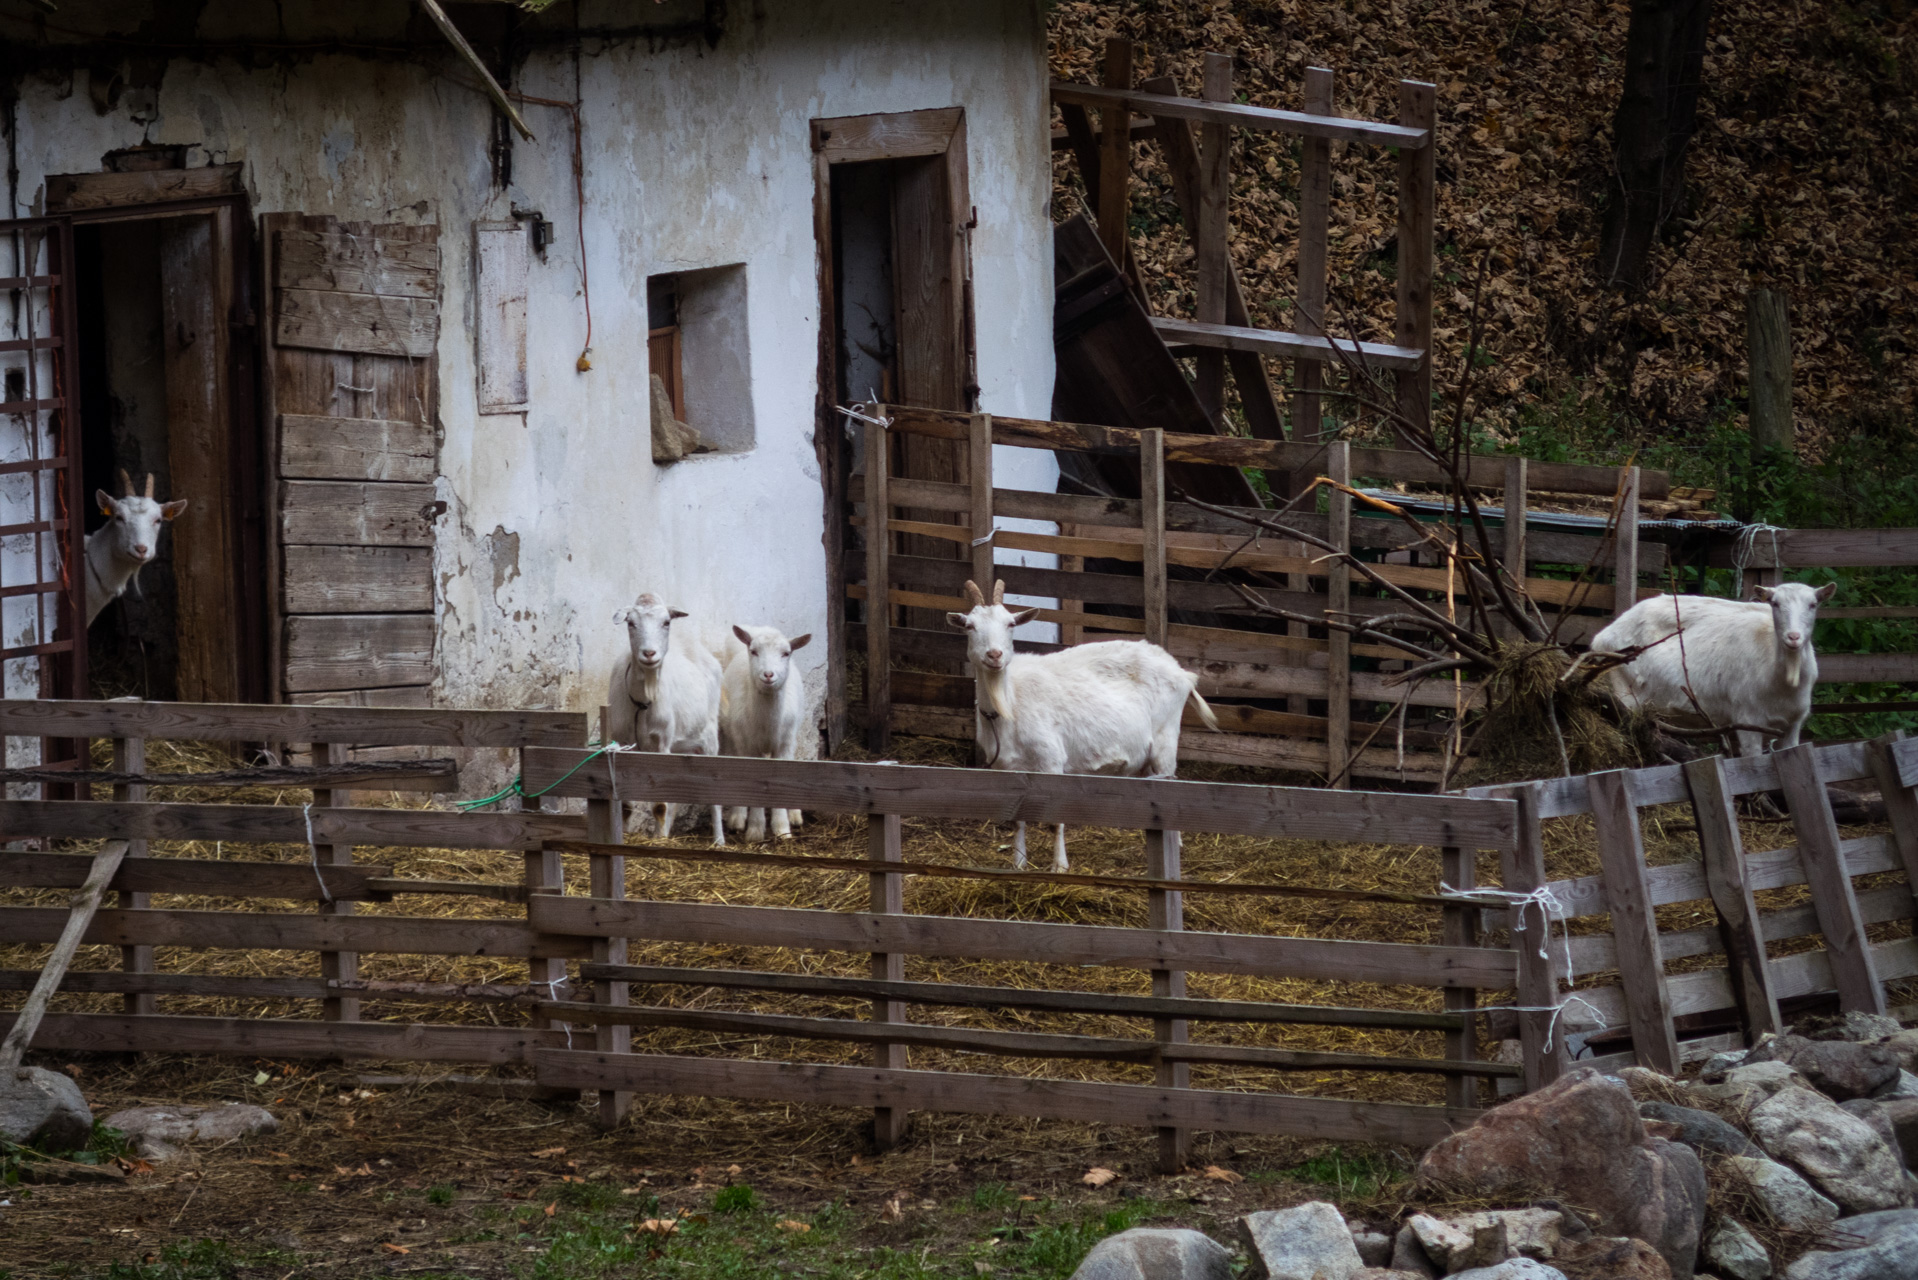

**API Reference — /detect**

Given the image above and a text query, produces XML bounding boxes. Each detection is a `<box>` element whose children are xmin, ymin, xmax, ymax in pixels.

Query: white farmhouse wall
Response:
<box><xmin>2</xmin><ymin>0</ymin><xmax>1058</xmax><ymax>744</ymax></box>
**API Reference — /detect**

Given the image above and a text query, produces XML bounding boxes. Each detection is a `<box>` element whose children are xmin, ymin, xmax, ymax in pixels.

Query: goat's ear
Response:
<box><xmin>946</xmin><ymin>612</ymin><xmax>973</xmax><ymax>631</ymax></box>
<box><xmin>1814</xmin><ymin>582</ymin><xmax>1837</xmax><ymax>602</ymax></box>
<box><xmin>668</xmin><ymin>609</ymin><xmax>688</xmax><ymax>620</ymax></box>
<box><xmin>96</xmin><ymin>489</ymin><xmax>117</xmax><ymax>516</ymax></box>
<box><xmin>1753</xmin><ymin>585</ymin><xmax>1775</xmax><ymax>602</ymax></box>
<box><xmin>732</xmin><ymin>624</ymin><xmax>753</xmax><ymax>646</ymax></box>
<box><xmin>160</xmin><ymin>499</ymin><xmax>188</xmax><ymax>520</ymax></box>
<box><xmin>788</xmin><ymin>632</ymin><xmax>812</xmax><ymax>652</ymax></box>
<box><xmin>1009</xmin><ymin>608</ymin><xmax>1039</xmax><ymax>627</ymax></box>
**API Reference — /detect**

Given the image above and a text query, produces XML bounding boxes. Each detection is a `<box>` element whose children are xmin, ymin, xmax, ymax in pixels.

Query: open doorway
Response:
<box><xmin>68</xmin><ymin>204</ymin><xmax>262</xmax><ymax>703</ymax></box>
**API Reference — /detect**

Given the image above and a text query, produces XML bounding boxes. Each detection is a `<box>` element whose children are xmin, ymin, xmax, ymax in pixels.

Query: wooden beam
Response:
<box><xmin>1096</xmin><ymin>40</ymin><xmax>1135</xmax><ymax>278</ymax></box>
<box><xmin>1151</xmin><ymin>317</ymin><xmax>1423</xmax><ymax>371</ymax></box>
<box><xmin>1614</xmin><ymin>466</ymin><xmax>1640</xmax><ymax>619</ymax></box>
<box><xmin>1442</xmin><ymin>844</ymin><xmax>1479</xmax><ymax>1107</ymax></box>
<box><xmin>5</xmin><ymin>1012</ymin><xmax>562</xmax><ymax>1064</ymax></box>
<box><xmin>1393</xmin><ymin>81</ymin><xmax>1436</xmax><ymax>442</ymax></box>
<box><xmin>869</xmin><ymin>814</ymin><xmax>908</xmax><ymax>1149</ymax></box>
<box><xmin>1501</xmin><ymin>786</ymin><xmax>1567</xmax><ymax>1090</ymax></box>
<box><xmin>1294</xmin><ymin>66</ymin><xmax>1335</xmax><ymax>445</ymax></box>
<box><xmin>864</xmin><ymin>405</ymin><xmax>892</xmax><ymax>752</ymax></box>
<box><xmin>1867</xmin><ymin>733</ymin><xmax>1918</xmax><ymax>923</ymax></box>
<box><xmin>1051</xmin><ymin>83</ymin><xmax>1431</xmax><ymax>149</ymax></box>
<box><xmin>1326</xmin><ymin>441</ymin><xmax>1352</xmax><ymax>788</ymax></box>
<box><xmin>1141</xmin><ymin>428</ymin><xmax>1168</xmax><ymax>648</ymax></box>
<box><xmin>0</xmin><ymin>843</ymin><xmax>129</xmax><ymax>1072</ymax></box>
<box><xmin>1775</xmin><ymin>743</ymin><xmax>1885</xmax><ymax>1015</ymax></box>
<box><xmin>1193</xmin><ymin>52</ymin><xmax>1233</xmax><ymax>426</ymax></box>
<box><xmin>1685</xmin><ymin>756</ymin><xmax>1782</xmax><ymax>1040</ymax></box>
<box><xmin>585</xmin><ymin>719</ymin><xmax>631</xmax><ymax>1127</ymax></box>
<box><xmin>0</xmin><ymin>698</ymin><xmax>583</xmax><ymax>746</ymax></box>
<box><xmin>420</xmin><ymin>0</ymin><xmax>534</xmax><ymax>141</ymax></box>
<box><xmin>1586</xmin><ymin>770</ymin><xmax>1680</xmax><ymax>1073</ymax></box>
<box><xmin>969</xmin><ymin>413</ymin><xmax>995</xmax><ymax>594</ymax></box>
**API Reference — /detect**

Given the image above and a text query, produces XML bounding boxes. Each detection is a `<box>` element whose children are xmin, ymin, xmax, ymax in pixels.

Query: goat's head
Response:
<box><xmin>94</xmin><ymin>470</ymin><xmax>187</xmax><ymax>568</ymax></box>
<box><xmin>732</xmin><ymin>624</ymin><xmax>810</xmax><ymax>694</ymax></box>
<box><xmin>1755</xmin><ymin>580</ymin><xmax>1836</xmax><ymax>688</ymax></box>
<box><xmin>944</xmin><ymin>579</ymin><xmax>1037</xmax><ymax>675</ymax></box>
<box><xmin>613</xmin><ymin>593</ymin><xmax>687</xmax><ymax>670</ymax></box>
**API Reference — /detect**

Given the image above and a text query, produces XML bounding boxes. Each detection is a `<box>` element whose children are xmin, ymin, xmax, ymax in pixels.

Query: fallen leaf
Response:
<box><xmin>381</xmin><ymin>1244</ymin><xmax>410</xmax><ymax>1255</ymax></box>
<box><xmin>775</xmin><ymin>1219</ymin><xmax>811</xmax><ymax>1233</ymax></box>
<box><xmin>253</xmin><ymin>1070</ymin><xmax>271</xmax><ymax>1085</ymax></box>
<box><xmin>727</xmin><ymin>1164</ymin><xmax>743</xmax><ymax>1177</ymax></box>
<box><xmin>880</xmin><ymin>1197</ymin><xmax>904</xmax><ymax>1223</ymax></box>
<box><xmin>532</xmin><ymin>1147</ymin><xmax>566</xmax><ymax>1158</ymax></box>
<box><xmin>1018</xmin><ymin>1195</ymin><xmax>1039</xmax><ymax>1202</ymax></box>
<box><xmin>544</xmin><ymin>1201</ymin><xmax>558</xmax><ymax>1217</ymax></box>
<box><xmin>637</xmin><ymin>1218</ymin><xmax>681</xmax><ymax>1236</ymax></box>
<box><xmin>1202</xmin><ymin>1165</ymin><xmax>1244</xmax><ymax>1184</ymax></box>
<box><xmin>1081</xmin><ymin>1167</ymin><xmax>1119</xmax><ymax>1187</ymax></box>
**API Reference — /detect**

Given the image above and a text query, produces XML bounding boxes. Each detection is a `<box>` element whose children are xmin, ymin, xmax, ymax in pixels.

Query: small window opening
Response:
<box><xmin>645</xmin><ymin>265</ymin><xmax>754</xmax><ymax>461</ymax></box>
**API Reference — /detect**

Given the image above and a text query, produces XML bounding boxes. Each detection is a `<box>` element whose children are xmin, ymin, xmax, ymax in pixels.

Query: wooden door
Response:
<box><xmin>263</xmin><ymin>216</ymin><xmax>441</xmax><ymax>707</ymax></box>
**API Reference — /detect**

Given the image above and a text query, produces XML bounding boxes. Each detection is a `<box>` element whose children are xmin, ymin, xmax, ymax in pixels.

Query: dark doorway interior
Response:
<box><xmin>74</xmin><ymin>221</ymin><xmax>181</xmax><ymax>698</ymax></box>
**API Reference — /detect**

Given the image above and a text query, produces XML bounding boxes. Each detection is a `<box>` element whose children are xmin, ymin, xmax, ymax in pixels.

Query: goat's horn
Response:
<box><xmin>963</xmin><ymin>580</ymin><xmax>985</xmax><ymax>608</ymax></box>
<box><xmin>144</xmin><ymin>472</ymin><xmax>155</xmax><ymax>498</ymax></box>
<box><xmin>118</xmin><ymin>468</ymin><xmax>135</xmax><ymax>497</ymax></box>
<box><xmin>992</xmin><ymin>579</ymin><xmax>1006</xmax><ymax>605</ymax></box>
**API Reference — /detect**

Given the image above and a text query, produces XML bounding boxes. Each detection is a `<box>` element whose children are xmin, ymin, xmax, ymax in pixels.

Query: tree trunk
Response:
<box><xmin>1747</xmin><ymin>287</ymin><xmax>1794</xmax><ymax>457</ymax></box>
<box><xmin>1598</xmin><ymin>0</ymin><xmax>1714</xmax><ymax>288</ymax></box>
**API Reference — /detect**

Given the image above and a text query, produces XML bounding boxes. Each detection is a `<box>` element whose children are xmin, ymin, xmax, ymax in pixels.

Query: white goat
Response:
<box><xmin>1582</xmin><ymin>581</ymin><xmax>1836</xmax><ymax>755</ymax></box>
<box><xmin>946</xmin><ymin>578</ymin><xmax>1220</xmax><ymax>871</ymax></box>
<box><xmin>606</xmin><ymin>594</ymin><xmax>725</xmax><ymax>842</ymax></box>
<box><xmin>719</xmin><ymin>624</ymin><xmax>811</xmax><ymax>842</ymax></box>
<box><xmin>85</xmin><ymin>470</ymin><xmax>188</xmax><ymax>625</ymax></box>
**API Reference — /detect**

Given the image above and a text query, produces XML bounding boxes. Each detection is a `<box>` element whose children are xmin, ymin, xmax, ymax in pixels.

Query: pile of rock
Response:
<box><xmin>1069</xmin><ymin>1018</ymin><xmax>1918</xmax><ymax>1280</ymax></box>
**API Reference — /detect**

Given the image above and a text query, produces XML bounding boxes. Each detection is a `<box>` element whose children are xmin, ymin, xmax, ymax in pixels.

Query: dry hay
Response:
<box><xmin>1455</xmin><ymin>642</ymin><xmax>1658</xmax><ymax>788</ymax></box>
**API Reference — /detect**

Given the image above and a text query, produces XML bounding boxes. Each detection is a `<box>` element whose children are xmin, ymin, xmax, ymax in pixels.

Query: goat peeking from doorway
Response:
<box><xmin>85</xmin><ymin>469</ymin><xmax>189</xmax><ymax>625</ymax></box>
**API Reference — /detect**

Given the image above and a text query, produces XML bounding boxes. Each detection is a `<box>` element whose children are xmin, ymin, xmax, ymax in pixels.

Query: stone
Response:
<box><xmin>100</xmin><ymin>1103</ymin><xmax>278</xmax><ymax>1162</ymax></box>
<box><xmin>1352</xmin><ymin>1232</ymin><xmax>1394</xmax><ymax>1268</ymax></box>
<box><xmin>1691</xmin><ymin>1061</ymin><xmax>1815</xmax><ymax>1111</ymax></box>
<box><xmin>1618</xmin><ymin>1066</ymin><xmax>1681</xmax><ymax>1098</ymax></box>
<box><xmin>1450</xmin><ymin>1263</ymin><xmax>1568</xmax><ymax>1280</ymax></box>
<box><xmin>1070</xmin><ymin>1228</ymin><xmax>1235</xmax><ymax>1280</ymax></box>
<box><xmin>1391</xmin><ymin>1225</ymin><xmax>1439</xmax><ymax>1279</ymax></box>
<box><xmin>1445</xmin><ymin>1209</ymin><xmax>1564</xmax><ymax>1260</ymax></box>
<box><xmin>1551</xmin><ymin>1237</ymin><xmax>1674</xmax><ymax>1280</ymax></box>
<box><xmin>1873</xmin><ymin>1070</ymin><xmax>1918</xmax><ymax>1101</ymax></box>
<box><xmin>1747</xmin><ymin>1085</ymin><xmax>1910</xmax><ymax>1212</ymax></box>
<box><xmin>1780</xmin><ymin>1220</ymin><xmax>1918</xmax><ymax>1280</ymax></box>
<box><xmin>0</xmin><ymin>1067</ymin><xmax>93</xmax><ymax>1153</ymax></box>
<box><xmin>1702</xmin><ymin>1050</ymin><xmax>1752</xmax><ymax>1083</ymax></box>
<box><xmin>1703</xmin><ymin>1220</ymin><xmax>1770</xmax><ymax>1280</ymax></box>
<box><xmin>1838</xmin><ymin>1098</ymin><xmax>1906</xmax><ymax>1169</ymax></box>
<box><xmin>1639</xmin><ymin>1102</ymin><xmax>1762</xmax><ymax>1158</ymax></box>
<box><xmin>648</xmin><ymin>373</ymin><xmax>704</xmax><ymax>463</ymax></box>
<box><xmin>1351</xmin><ymin>1272</ymin><xmax>1424</xmax><ymax>1280</ymax></box>
<box><xmin>1720</xmin><ymin>1155</ymin><xmax>1840</xmax><ymax>1232</ymax></box>
<box><xmin>1820</xmin><ymin>1208</ymin><xmax>1918</xmax><ymax>1249</ymax></box>
<box><xmin>1794</xmin><ymin>1012</ymin><xmax>1904</xmax><ymax>1044</ymax></box>
<box><xmin>1883</xmin><ymin>1030</ymin><xmax>1918</xmax><ymax>1074</ymax></box>
<box><xmin>1451</xmin><ymin>1220</ymin><xmax>1511</xmax><ymax>1272</ymax></box>
<box><xmin>1881</xmin><ymin>1098</ymin><xmax>1918</xmax><ymax>1167</ymax></box>
<box><xmin>1746</xmin><ymin>1035</ymin><xmax>1902</xmax><ymax>1102</ymax></box>
<box><xmin>1239</xmin><ymin>1203</ymin><xmax>1363</xmax><ymax>1280</ymax></box>
<box><xmin>1417</xmin><ymin>1068</ymin><xmax>1707</xmax><ymax>1279</ymax></box>
<box><xmin>1408</xmin><ymin>1214</ymin><xmax>1471</xmax><ymax>1268</ymax></box>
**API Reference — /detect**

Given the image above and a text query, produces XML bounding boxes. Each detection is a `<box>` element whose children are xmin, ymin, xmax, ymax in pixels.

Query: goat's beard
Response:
<box><xmin>631</xmin><ymin>660</ymin><xmax>662</xmax><ymax>708</ymax></box>
<box><xmin>1782</xmin><ymin>645</ymin><xmax>1802</xmax><ymax>690</ymax></box>
<box><xmin>976</xmin><ymin>661</ymin><xmax>1014</xmax><ymax>722</ymax></box>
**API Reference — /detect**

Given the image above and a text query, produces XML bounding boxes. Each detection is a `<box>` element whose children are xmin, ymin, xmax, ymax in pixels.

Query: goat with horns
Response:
<box><xmin>85</xmin><ymin>470</ymin><xmax>188</xmax><ymax>625</ymax></box>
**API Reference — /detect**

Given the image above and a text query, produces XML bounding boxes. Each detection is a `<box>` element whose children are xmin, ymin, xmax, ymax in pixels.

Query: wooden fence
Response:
<box><xmin>1468</xmin><ymin>734</ymin><xmax>1918</xmax><ymax>1086</ymax></box>
<box><xmin>0</xmin><ymin>698</ymin><xmax>1540</xmax><ymax>1166</ymax></box>
<box><xmin>851</xmin><ymin>405</ymin><xmax>1662</xmax><ymax>786</ymax></box>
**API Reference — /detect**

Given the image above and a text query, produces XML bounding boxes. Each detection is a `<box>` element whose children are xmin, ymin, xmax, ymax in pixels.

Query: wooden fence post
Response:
<box><xmin>1441</xmin><ymin>845</ymin><xmax>1480</xmax><ymax>1107</ymax></box>
<box><xmin>1748</xmin><ymin>287</ymin><xmax>1793</xmax><ymax>459</ymax></box>
<box><xmin>1146</xmin><ymin>827</ymin><xmax>1188</xmax><ymax>1173</ymax></box>
<box><xmin>1326</xmin><ymin>441</ymin><xmax>1352</xmax><ymax>787</ymax></box>
<box><xmin>970</xmin><ymin>412</ymin><xmax>996</xmax><ymax>595</ymax></box>
<box><xmin>1393</xmin><ymin>80</ymin><xmax>1435</xmax><ymax>443</ymax></box>
<box><xmin>313</xmin><ymin>741</ymin><xmax>358</xmax><ymax>1026</ymax></box>
<box><xmin>1502</xmin><ymin>457</ymin><xmax>1528</xmax><ymax>592</ymax></box>
<box><xmin>1866</xmin><ymin>732</ymin><xmax>1918</xmax><ymax>903</ymax></box>
<box><xmin>587</xmin><ymin>710</ymin><xmax>632</xmax><ymax>1126</ymax></box>
<box><xmin>1500</xmin><ymin>786</ymin><xmax>1566</xmax><ymax>1091</ymax></box>
<box><xmin>520</xmin><ymin>769</ymin><xmax>570</xmax><ymax>1052</ymax></box>
<box><xmin>1194</xmin><ymin>51</ymin><xmax>1232</xmax><ymax>427</ymax></box>
<box><xmin>1141</xmin><ymin>427</ymin><xmax>1168</xmax><ymax>648</ymax></box>
<box><xmin>1587</xmin><ymin>769</ymin><xmax>1679</xmax><ymax>1073</ymax></box>
<box><xmin>1613</xmin><ymin>465</ymin><xmax>1640</xmax><ymax>618</ymax></box>
<box><xmin>1776</xmin><ymin>744</ymin><xmax>1885</xmax><ymax>1015</ymax></box>
<box><xmin>869</xmin><ymin>813</ymin><xmax>908</xmax><ymax>1150</ymax></box>
<box><xmin>1293</xmin><ymin>67</ymin><xmax>1334</xmax><ymax>449</ymax></box>
<box><xmin>1684</xmin><ymin>755</ymin><xmax>1782</xmax><ymax>1039</ymax></box>
<box><xmin>114</xmin><ymin>735</ymin><xmax>153</xmax><ymax>1018</ymax></box>
<box><xmin>864</xmin><ymin>404</ymin><xmax>891</xmax><ymax>752</ymax></box>
<box><xmin>1097</xmin><ymin>38</ymin><xmax>1135</xmax><ymax>275</ymax></box>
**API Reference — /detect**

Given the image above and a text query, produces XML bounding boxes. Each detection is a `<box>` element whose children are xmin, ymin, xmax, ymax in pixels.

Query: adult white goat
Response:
<box><xmin>606</xmin><ymin>594</ymin><xmax>725</xmax><ymax>842</ymax></box>
<box><xmin>719</xmin><ymin>624</ymin><xmax>811</xmax><ymax>843</ymax></box>
<box><xmin>86</xmin><ymin>470</ymin><xmax>188</xmax><ymax>625</ymax></box>
<box><xmin>1581</xmin><ymin>581</ymin><xmax>1836</xmax><ymax>755</ymax></box>
<box><xmin>946</xmin><ymin>578</ymin><xmax>1220</xmax><ymax>871</ymax></box>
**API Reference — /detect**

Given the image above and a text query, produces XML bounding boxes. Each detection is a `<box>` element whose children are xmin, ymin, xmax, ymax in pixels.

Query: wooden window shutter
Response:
<box><xmin>474</xmin><ymin>221</ymin><xmax>529</xmax><ymax>414</ymax></box>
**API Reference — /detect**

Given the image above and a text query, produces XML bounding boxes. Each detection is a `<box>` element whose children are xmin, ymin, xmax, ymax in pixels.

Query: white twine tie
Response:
<box><xmin>1436</xmin><ymin>882</ymin><xmax>1606</xmax><ymax>1043</ymax></box>
<box><xmin>303</xmin><ymin>802</ymin><xmax>333</xmax><ymax>904</ymax></box>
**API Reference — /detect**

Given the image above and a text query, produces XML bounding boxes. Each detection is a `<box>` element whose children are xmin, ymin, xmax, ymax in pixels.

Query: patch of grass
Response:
<box><xmin>554</xmin><ymin>1179</ymin><xmax>624</xmax><ymax>1212</ymax></box>
<box><xmin>968</xmin><ymin>1180</ymin><xmax>1019</xmax><ymax>1212</ymax></box>
<box><xmin>712</xmin><ymin>1181</ymin><xmax>758</xmax><ymax>1213</ymax></box>
<box><xmin>424</xmin><ymin>1182</ymin><xmax>457</xmax><ymax>1206</ymax></box>
<box><xmin>1285</xmin><ymin>1147</ymin><xmax>1404</xmax><ymax>1199</ymax></box>
<box><xmin>100</xmin><ymin>1241</ymin><xmax>242</xmax><ymax>1280</ymax></box>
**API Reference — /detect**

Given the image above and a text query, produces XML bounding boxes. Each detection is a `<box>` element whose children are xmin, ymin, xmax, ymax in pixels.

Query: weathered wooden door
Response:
<box><xmin>262</xmin><ymin>216</ymin><xmax>441</xmax><ymax>706</ymax></box>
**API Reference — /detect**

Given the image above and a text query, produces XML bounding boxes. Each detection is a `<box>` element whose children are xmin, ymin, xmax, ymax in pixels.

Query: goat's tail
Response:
<box><xmin>1185</xmin><ymin>676</ymin><xmax>1222</xmax><ymax>732</ymax></box>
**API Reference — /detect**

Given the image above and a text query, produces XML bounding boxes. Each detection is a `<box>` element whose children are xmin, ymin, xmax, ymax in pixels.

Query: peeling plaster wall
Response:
<box><xmin>4</xmin><ymin>0</ymin><xmax>1057</xmax><ymax>744</ymax></box>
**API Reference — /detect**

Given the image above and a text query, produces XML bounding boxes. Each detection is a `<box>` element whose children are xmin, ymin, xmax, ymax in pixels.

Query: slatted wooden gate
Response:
<box><xmin>262</xmin><ymin>216</ymin><xmax>442</xmax><ymax>707</ymax></box>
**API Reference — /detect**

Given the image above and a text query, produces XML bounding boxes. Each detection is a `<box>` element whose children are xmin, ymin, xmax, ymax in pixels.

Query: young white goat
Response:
<box><xmin>606</xmin><ymin>594</ymin><xmax>725</xmax><ymax>842</ymax></box>
<box><xmin>946</xmin><ymin>579</ymin><xmax>1220</xmax><ymax>871</ymax></box>
<box><xmin>85</xmin><ymin>470</ymin><xmax>188</xmax><ymax>625</ymax></box>
<box><xmin>1581</xmin><ymin>581</ymin><xmax>1836</xmax><ymax>755</ymax></box>
<box><xmin>719</xmin><ymin>624</ymin><xmax>811</xmax><ymax>843</ymax></box>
